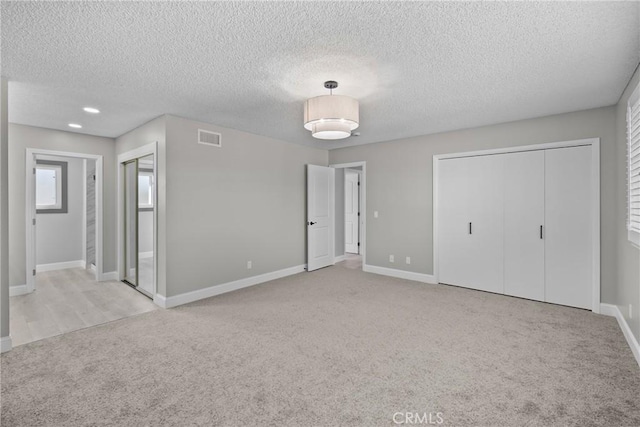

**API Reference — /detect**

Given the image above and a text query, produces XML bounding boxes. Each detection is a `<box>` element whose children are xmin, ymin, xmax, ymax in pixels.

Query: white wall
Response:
<box><xmin>8</xmin><ymin>124</ymin><xmax>117</xmax><ymax>287</ymax></box>
<box><xmin>35</xmin><ymin>155</ymin><xmax>84</xmax><ymax>266</ymax></box>
<box><xmin>329</xmin><ymin>106</ymin><xmax>618</xmax><ymax>304</ymax></box>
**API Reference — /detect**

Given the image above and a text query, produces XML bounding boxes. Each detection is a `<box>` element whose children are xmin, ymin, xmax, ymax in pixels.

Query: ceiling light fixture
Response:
<box><xmin>304</xmin><ymin>81</ymin><xmax>359</xmax><ymax>140</ymax></box>
<box><xmin>83</xmin><ymin>107</ymin><xmax>100</xmax><ymax>114</ymax></box>
<box><xmin>68</xmin><ymin>123</ymin><xmax>82</xmax><ymax>129</ymax></box>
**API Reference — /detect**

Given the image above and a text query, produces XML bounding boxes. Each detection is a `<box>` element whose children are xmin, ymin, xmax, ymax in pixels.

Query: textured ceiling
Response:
<box><xmin>2</xmin><ymin>1</ymin><xmax>639</xmax><ymax>149</ymax></box>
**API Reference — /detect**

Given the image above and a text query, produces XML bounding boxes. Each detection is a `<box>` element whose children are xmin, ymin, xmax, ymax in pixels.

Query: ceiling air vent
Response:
<box><xmin>198</xmin><ymin>129</ymin><xmax>222</xmax><ymax>148</ymax></box>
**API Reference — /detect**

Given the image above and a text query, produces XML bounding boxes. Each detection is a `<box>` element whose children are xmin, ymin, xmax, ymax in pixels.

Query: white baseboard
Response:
<box><xmin>101</xmin><ymin>271</ymin><xmax>118</xmax><ymax>281</ymax></box>
<box><xmin>90</xmin><ymin>263</ymin><xmax>96</xmax><ymax>272</ymax></box>
<box><xmin>157</xmin><ymin>264</ymin><xmax>306</xmax><ymax>309</ymax></box>
<box><xmin>9</xmin><ymin>284</ymin><xmax>30</xmax><ymax>297</ymax></box>
<box><xmin>600</xmin><ymin>303</ymin><xmax>640</xmax><ymax>368</ymax></box>
<box><xmin>36</xmin><ymin>259</ymin><xmax>85</xmax><ymax>273</ymax></box>
<box><xmin>334</xmin><ymin>254</ymin><xmax>347</xmax><ymax>263</ymax></box>
<box><xmin>363</xmin><ymin>264</ymin><xmax>437</xmax><ymax>284</ymax></box>
<box><xmin>139</xmin><ymin>251</ymin><xmax>154</xmax><ymax>259</ymax></box>
<box><xmin>1</xmin><ymin>336</ymin><xmax>12</xmax><ymax>353</ymax></box>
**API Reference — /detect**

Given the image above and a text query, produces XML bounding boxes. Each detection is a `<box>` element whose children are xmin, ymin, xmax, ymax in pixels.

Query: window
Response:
<box><xmin>35</xmin><ymin>160</ymin><xmax>67</xmax><ymax>213</ymax></box>
<box><xmin>628</xmin><ymin>81</ymin><xmax>640</xmax><ymax>246</ymax></box>
<box><xmin>138</xmin><ymin>169</ymin><xmax>154</xmax><ymax>210</ymax></box>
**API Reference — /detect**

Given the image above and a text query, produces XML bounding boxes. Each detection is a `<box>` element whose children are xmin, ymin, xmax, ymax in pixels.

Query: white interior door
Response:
<box><xmin>439</xmin><ymin>155</ymin><xmax>504</xmax><ymax>293</ymax></box>
<box><xmin>438</xmin><ymin>157</ymin><xmax>473</xmax><ymax>287</ymax></box>
<box><xmin>345</xmin><ymin>171</ymin><xmax>359</xmax><ymax>254</ymax></box>
<box><xmin>545</xmin><ymin>146</ymin><xmax>592</xmax><ymax>309</ymax></box>
<box><xmin>307</xmin><ymin>165</ymin><xmax>335</xmax><ymax>271</ymax></box>
<box><xmin>503</xmin><ymin>151</ymin><xmax>545</xmax><ymax>301</ymax></box>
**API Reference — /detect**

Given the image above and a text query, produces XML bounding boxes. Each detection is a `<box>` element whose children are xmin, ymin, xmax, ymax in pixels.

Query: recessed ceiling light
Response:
<box><xmin>83</xmin><ymin>107</ymin><xmax>100</xmax><ymax>114</ymax></box>
<box><xmin>68</xmin><ymin>123</ymin><xmax>82</xmax><ymax>129</ymax></box>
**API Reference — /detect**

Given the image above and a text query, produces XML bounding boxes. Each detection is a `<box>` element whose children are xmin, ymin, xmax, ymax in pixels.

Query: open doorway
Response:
<box><xmin>24</xmin><ymin>149</ymin><xmax>104</xmax><ymax>292</ymax></box>
<box><xmin>10</xmin><ymin>148</ymin><xmax>157</xmax><ymax>347</ymax></box>
<box><xmin>331</xmin><ymin>161</ymin><xmax>366</xmax><ymax>271</ymax></box>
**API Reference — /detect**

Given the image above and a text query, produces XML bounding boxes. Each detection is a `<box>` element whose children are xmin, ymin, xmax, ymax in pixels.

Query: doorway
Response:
<box><xmin>118</xmin><ymin>143</ymin><xmax>157</xmax><ymax>300</ymax></box>
<box><xmin>24</xmin><ymin>149</ymin><xmax>104</xmax><ymax>292</ymax></box>
<box><xmin>330</xmin><ymin>161</ymin><xmax>366</xmax><ymax>270</ymax></box>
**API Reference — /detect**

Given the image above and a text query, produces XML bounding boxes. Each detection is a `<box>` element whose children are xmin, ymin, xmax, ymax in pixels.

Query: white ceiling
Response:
<box><xmin>2</xmin><ymin>2</ymin><xmax>639</xmax><ymax>149</ymax></box>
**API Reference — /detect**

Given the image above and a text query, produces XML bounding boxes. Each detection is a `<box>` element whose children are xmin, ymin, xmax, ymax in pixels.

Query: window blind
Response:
<box><xmin>628</xmin><ymin>82</ymin><xmax>640</xmax><ymax>234</ymax></box>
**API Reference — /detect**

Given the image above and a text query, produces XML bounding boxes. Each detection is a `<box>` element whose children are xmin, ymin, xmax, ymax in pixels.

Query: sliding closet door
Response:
<box><xmin>545</xmin><ymin>146</ymin><xmax>592</xmax><ymax>309</ymax></box>
<box><xmin>439</xmin><ymin>157</ymin><xmax>473</xmax><ymax>287</ymax></box>
<box><xmin>503</xmin><ymin>151</ymin><xmax>545</xmax><ymax>301</ymax></box>
<box><xmin>123</xmin><ymin>161</ymin><xmax>138</xmax><ymax>286</ymax></box>
<box><xmin>466</xmin><ymin>154</ymin><xmax>504</xmax><ymax>294</ymax></box>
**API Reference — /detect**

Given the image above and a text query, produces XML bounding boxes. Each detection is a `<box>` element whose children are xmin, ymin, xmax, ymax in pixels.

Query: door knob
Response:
<box><xmin>308</xmin><ymin>221</ymin><xmax>316</xmax><ymax>225</ymax></box>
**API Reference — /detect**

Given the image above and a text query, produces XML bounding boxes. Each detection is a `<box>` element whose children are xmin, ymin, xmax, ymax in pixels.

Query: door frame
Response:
<box><xmin>344</xmin><ymin>168</ymin><xmax>362</xmax><ymax>255</ymax></box>
<box><xmin>25</xmin><ymin>148</ymin><xmax>104</xmax><ymax>292</ymax></box>
<box><xmin>329</xmin><ymin>161</ymin><xmax>367</xmax><ymax>267</ymax></box>
<box><xmin>117</xmin><ymin>142</ymin><xmax>158</xmax><ymax>301</ymax></box>
<box><xmin>433</xmin><ymin>138</ymin><xmax>600</xmax><ymax>312</ymax></box>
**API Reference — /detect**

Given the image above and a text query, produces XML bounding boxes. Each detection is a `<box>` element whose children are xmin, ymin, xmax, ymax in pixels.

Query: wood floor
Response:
<box><xmin>9</xmin><ymin>268</ymin><xmax>158</xmax><ymax>346</ymax></box>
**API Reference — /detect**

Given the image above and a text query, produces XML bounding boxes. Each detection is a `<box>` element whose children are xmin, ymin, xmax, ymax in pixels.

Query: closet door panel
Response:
<box><xmin>438</xmin><ymin>157</ymin><xmax>472</xmax><ymax>287</ymax></box>
<box><xmin>544</xmin><ymin>146</ymin><xmax>592</xmax><ymax>309</ymax></box>
<box><xmin>503</xmin><ymin>151</ymin><xmax>545</xmax><ymax>301</ymax></box>
<box><xmin>467</xmin><ymin>154</ymin><xmax>504</xmax><ymax>294</ymax></box>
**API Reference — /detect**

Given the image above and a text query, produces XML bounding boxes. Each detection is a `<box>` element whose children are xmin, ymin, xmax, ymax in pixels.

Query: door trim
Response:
<box><xmin>117</xmin><ymin>142</ymin><xmax>158</xmax><ymax>302</ymax></box>
<box><xmin>25</xmin><ymin>148</ymin><xmax>104</xmax><ymax>292</ymax></box>
<box><xmin>433</xmin><ymin>138</ymin><xmax>600</xmax><ymax>313</ymax></box>
<box><xmin>329</xmin><ymin>161</ymin><xmax>367</xmax><ymax>268</ymax></box>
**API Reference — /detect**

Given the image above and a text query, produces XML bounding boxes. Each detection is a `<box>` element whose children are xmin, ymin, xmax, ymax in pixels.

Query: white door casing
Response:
<box><xmin>345</xmin><ymin>171</ymin><xmax>359</xmax><ymax>254</ymax></box>
<box><xmin>307</xmin><ymin>165</ymin><xmax>335</xmax><ymax>271</ymax></box>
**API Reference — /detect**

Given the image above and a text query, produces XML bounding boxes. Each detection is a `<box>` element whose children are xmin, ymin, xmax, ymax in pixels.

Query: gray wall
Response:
<box><xmin>334</xmin><ymin>168</ymin><xmax>345</xmax><ymax>257</ymax></box>
<box><xmin>1</xmin><ymin>77</ymin><xmax>9</xmax><ymax>340</ymax></box>
<box><xmin>329</xmin><ymin>106</ymin><xmax>618</xmax><ymax>304</ymax></box>
<box><xmin>615</xmin><ymin>64</ymin><xmax>640</xmax><ymax>341</ymax></box>
<box><xmin>164</xmin><ymin>115</ymin><xmax>327</xmax><ymax>297</ymax></box>
<box><xmin>35</xmin><ymin>155</ymin><xmax>84</xmax><ymax>266</ymax></box>
<box><xmin>8</xmin><ymin>124</ymin><xmax>117</xmax><ymax>287</ymax></box>
<box><xmin>115</xmin><ymin>115</ymin><xmax>167</xmax><ymax>295</ymax></box>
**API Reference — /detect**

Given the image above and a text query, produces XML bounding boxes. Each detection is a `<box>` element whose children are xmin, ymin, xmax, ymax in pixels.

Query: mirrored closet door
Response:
<box><xmin>122</xmin><ymin>154</ymin><xmax>155</xmax><ymax>298</ymax></box>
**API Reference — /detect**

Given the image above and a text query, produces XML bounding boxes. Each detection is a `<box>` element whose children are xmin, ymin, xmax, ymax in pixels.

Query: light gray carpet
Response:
<box><xmin>2</xmin><ymin>263</ymin><xmax>640</xmax><ymax>426</ymax></box>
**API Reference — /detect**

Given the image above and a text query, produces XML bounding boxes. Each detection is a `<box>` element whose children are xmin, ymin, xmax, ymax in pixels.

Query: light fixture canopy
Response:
<box><xmin>68</xmin><ymin>123</ymin><xmax>82</xmax><ymax>129</ymax></box>
<box><xmin>304</xmin><ymin>81</ymin><xmax>359</xmax><ymax>140</ymax></box>
<box><xmin>83</xmin><ymin>107</ymin><xmax>100</xmax><ymax>114</ymax></box>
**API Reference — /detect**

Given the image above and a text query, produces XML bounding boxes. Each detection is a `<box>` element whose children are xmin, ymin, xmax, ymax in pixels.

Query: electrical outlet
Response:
<box><xmin>247</xmin><ymin>261</ymin><xmax>252</xmax><ymax>270</ymax></box>
<box><xmin>406</xmin><ymin>257</ymin><xmax>411</xmax><ymax>265</ymax></box>
<box><xmin>374</xmin><ymin>211</ymin><xmax>379</xmax><ymax>218</ymax></box>
<box><xmin>630</xmin><ymin>304</ymin><xmax>633</xmax><ymax>319</ymax></box>
<box><xmin>389</xmin><ymin>254</ymin><xmax>394</xmax><ymax>263</ymax></box>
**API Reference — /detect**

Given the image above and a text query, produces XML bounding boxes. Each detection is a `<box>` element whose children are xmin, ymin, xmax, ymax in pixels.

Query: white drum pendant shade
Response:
<box><xmin>304</xmin><ymin>95</ymin><xmax>359</xmax><ymax>140</ymax></box>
